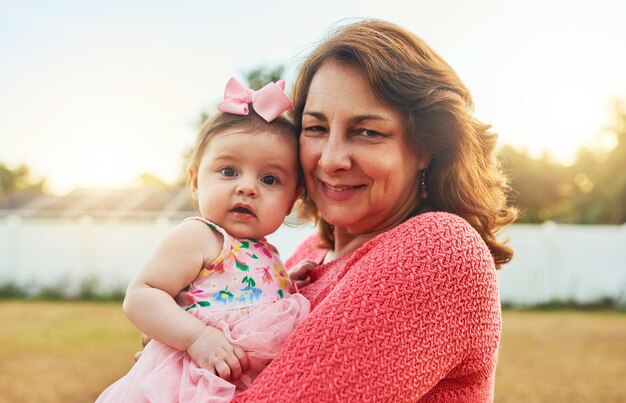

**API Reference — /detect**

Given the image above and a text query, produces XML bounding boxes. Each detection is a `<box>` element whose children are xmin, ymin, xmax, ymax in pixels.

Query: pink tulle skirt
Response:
<box><xmin>97</xmin><ymin>294</ymin><xmax>309</xmax><ymax>403</ymax></box>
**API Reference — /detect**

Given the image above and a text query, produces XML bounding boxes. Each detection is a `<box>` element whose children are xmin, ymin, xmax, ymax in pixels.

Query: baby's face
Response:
<box><xmin>191</xmin><ymin>130</ymin><xmax>299</xmax><ymax>239</ymax></box>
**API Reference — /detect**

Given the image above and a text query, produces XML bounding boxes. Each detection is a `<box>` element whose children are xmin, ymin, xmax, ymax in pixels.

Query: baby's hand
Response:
<box><xmin>133</xmin><ymin>333</ymin><xmax>152</xmax><ymax>362</ymax></box>
<box><xmin>187</xmin><ymin>326</ymin><xmax>249</xmax><ymax>381</ymax></box>
<box><xmin>288</xmin><ymin>259</ymin><xmax>317</xmax><ymax>289</ymax></box>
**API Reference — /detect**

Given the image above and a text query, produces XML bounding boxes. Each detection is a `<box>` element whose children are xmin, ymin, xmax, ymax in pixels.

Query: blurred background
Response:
<box><xmin>1</xmin><ymin>1</ymin><xmax>625</xmax><ymax>402</ymax></box>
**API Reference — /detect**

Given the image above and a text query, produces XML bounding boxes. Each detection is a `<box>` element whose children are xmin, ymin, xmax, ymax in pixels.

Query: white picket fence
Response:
<box><xmin>498</xmin><ymin>222</ymin><xmax>626</xmax><ymax>306</ymax></box>
<box><xmin>1</xmin><ymin>216</ymin><xmax>625</xmax><ymax>306</ymax></box>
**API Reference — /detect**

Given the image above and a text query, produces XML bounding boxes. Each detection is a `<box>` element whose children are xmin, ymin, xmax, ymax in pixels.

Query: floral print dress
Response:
<box><xmin>175</xmin><ymin>217</ymin><xmax>295</xmax><ymax>312</ymax></box>
<box><xmin>97</xmin><ymin>217</ymin><xmax>310</xmax><ymax>403</ymax></box>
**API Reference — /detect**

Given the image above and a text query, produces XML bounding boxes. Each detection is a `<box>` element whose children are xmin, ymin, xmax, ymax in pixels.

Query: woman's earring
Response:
<box><xmin>420</xmin><ymin>170</ymin><xmax>429</xmax><ymax>199</ymax></box>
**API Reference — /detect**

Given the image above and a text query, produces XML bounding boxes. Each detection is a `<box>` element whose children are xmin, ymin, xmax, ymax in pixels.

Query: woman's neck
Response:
<box><xmin>324</xmin><ymin>227</ymin><xmax>384</xmax><ymax>263</ymax></box>
<box><xmin>324</xmin><ymin>202</ymin><xmax>426</xmax><ymax>263</ymax></box>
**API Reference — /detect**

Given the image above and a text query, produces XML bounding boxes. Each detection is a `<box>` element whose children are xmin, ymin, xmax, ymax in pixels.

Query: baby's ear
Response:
<box><xmin>188</xmin><ymin>167</ymin><xmax>199</xmax><ymax>201</ymax></box>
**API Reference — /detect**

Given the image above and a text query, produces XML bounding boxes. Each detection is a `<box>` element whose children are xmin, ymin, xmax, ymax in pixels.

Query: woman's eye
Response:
<box><xmin>260</xmin><ymin>175</ymin><xmax>279</xmax><ymax>185</ymax></box>
<box><xmin>220</xmin><ymin>167</ymin><xmax>237</xmax><ymax>177</ymax></box>
<box><xmin>357</xmin><ymin>129</ymin><xmax>383</xmax><ymax>138</ymax></box>
<box><xmin>303</xmin><ymin>125</ymin><xmax>326</xmax><ymax>134</ymax></box>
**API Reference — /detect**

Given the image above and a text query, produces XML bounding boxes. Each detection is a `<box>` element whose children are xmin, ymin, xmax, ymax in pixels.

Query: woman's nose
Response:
<box><xmin>235</xmin><ymin>177</ymin><xmax>258</xmax><ymax>197</ymax></box>
<box><xmin>318</xmin><ymin>131</ymin><xmax>352</xmax><ymax>174</ymax></box>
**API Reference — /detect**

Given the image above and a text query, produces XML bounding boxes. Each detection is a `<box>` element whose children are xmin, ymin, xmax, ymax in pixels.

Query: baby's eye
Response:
<box><xmin>220</xmin><ymin>167</ymin><xmax>237</xmax><ymax>177</ymax></box>
<box><xmin>260</xmin><ymin>175</ymin><xmax>279</xmax><ymax>185</ymax></box>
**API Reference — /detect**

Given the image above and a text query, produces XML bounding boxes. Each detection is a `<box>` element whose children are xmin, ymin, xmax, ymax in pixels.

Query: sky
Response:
<box><xmin>1</xmin><ymin>0</ymin><xmax>625</xmax><ymax>194</ymax></box>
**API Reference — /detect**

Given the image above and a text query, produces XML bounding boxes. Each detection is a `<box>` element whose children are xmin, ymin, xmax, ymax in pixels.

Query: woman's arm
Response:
<box><xmin>234</xmin><ymin>213</ymin><xmax>500</xmax><ymax>401</ymax></box>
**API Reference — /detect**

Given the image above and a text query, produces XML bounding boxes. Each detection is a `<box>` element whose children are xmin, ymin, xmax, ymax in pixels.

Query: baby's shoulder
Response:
<box><xmin>174</xmin><ymin>217</ymin><xmax>225</xmax><ymax>262</ymax></box>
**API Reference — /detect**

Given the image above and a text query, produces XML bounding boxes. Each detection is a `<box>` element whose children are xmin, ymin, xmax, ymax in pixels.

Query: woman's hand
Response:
<box><xmin>187</xmin><ymin>326</ymin><xmax>249</xmax><ymax>381</ymax></box>
<box><xmin>288</xmin><ymin>259</ymin><xmax>317</xmax><ymax>289</ymax></box>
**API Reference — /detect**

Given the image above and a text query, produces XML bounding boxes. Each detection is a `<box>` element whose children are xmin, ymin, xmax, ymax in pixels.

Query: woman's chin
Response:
<box><xmin>319</xmin><ymin>208</ymin><xmax>362</xmax><ymax>228</ymax></box>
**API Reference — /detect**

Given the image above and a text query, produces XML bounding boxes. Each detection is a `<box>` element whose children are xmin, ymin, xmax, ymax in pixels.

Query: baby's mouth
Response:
<box><xmin>231</xmin><ymin>204</ymin><xmax>256</xmax><ymax>217</ymax></box>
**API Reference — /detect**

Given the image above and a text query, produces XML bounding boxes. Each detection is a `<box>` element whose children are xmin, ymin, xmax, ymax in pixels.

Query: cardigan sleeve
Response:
<box><xmin>233</xmin><ymin>213</ymin><xmax>501</xmax><ymax>402</ymax></box>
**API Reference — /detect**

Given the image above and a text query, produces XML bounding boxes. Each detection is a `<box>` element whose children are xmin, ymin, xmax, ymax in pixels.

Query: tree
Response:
<box><xmin>135</xmin><ymin>173</ymin><xmax>168</xmax><ymax>188</ymax></box>
<box><xmin>178</xmin><ymin>65</ymin><xmax>288</xmax><ymax>184</ymax></box>
<box><xmin>592</xmin><ymin>100</ymin><xmax>626</xmax><ymax>223</ymax></box>
<box><xmin>498</xmin><ymin>98</ymin><xmax>626</xmax><ymax>225</ymax></box>
<box><xmin>244</xmin><ymin>66</ymin><xmax>285</xmax><ymax>91</ymax></box>
<box><xmin>0</xmin><ymin>163</ymin><xmax>46</xmax><ymax>195</ymax></box>
<box><xmin>498</xmin><ymin>146</ymin><xmax>570</xmax><ymax>223</ymax></box>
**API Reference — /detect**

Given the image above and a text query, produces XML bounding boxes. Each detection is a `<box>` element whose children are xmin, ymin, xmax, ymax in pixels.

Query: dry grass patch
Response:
<box><xmin>496</xmin><ymin>310</ymin><xmax>626</xmax><ymax>402</ymax></box>
<box><xmin>0</xmin><ymin>300</ymin><xmax>138</xmax><ymax>403</ymax></box>
<box><xmin>0</xmin><ymin>301</ymin><xmax>624</xmax><ymax>402</ymax></box>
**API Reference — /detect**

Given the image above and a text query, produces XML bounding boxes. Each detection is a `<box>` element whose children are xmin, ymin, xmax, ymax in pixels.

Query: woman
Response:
<box><xmin>143</xmin><ymin>19</ymin><xmax>516</xmax><ymax>401</ymax></box>
<box><xmin>233</xmin><ymin>19</ymin><xmax>516</xmax><ymax>402</ymax></box>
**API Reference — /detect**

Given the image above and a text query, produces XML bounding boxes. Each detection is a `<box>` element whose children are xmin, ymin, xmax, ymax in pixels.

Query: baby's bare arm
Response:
<box><xmin>124</xmin><ymin>220</ymin><xmax>248</xmax><ymax>379</ymax></box>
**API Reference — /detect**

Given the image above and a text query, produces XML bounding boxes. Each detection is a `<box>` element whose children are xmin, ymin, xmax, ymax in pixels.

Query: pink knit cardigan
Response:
<box><xmin>234</xmin><ymin>212</ymin><xmax>501</xmax><ymax>402</ymax></box>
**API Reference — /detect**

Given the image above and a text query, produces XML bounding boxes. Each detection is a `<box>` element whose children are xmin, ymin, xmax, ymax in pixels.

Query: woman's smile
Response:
<box><xmin>318</xmin><ymin>179</ymin><xmax>366</xmax><ymax>201</ymax></box>
<box><xmin>300</xmin><ymin>60</ymin><xmax>426</xmax><ymax>233</ymax></box>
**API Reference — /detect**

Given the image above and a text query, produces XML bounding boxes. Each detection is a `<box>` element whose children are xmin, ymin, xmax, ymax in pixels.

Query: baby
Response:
<box><xmin>97</xmin><ymin>77</ymin><xmax>310</xmax><ymax>402</ymax></box>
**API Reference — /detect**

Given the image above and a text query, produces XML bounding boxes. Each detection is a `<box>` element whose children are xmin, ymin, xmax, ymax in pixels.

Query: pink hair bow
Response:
<box><xmin>217</xmin><ymin>77</ymin><xmax>293</xmax><ymax>122</ymax></box>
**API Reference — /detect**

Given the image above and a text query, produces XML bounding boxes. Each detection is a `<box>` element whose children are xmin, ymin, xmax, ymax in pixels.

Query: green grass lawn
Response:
<box><xmin>0</xmin><ymin>301</ymin><xmax>624</xmax><ymax>402</ymax></box>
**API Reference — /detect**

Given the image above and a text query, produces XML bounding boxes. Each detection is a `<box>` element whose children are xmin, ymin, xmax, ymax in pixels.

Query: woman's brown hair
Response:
<box><xmin>292</xmin><ymin>19</ymin><xmax>517</xmax><ymax>268</ymax></box>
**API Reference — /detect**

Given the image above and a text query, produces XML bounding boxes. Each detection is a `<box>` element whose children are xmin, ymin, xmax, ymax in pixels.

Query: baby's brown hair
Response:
<box><xmin>186</xmin><ymin>109</ymin><xmax>302</xmax><ymax>207</ymax></box>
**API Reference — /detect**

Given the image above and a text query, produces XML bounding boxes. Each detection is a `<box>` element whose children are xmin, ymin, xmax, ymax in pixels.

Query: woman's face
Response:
<box><xmin>300</xmin><ymin>61</ymin><xmax>429</xmax><ymax>235</ymax></box>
